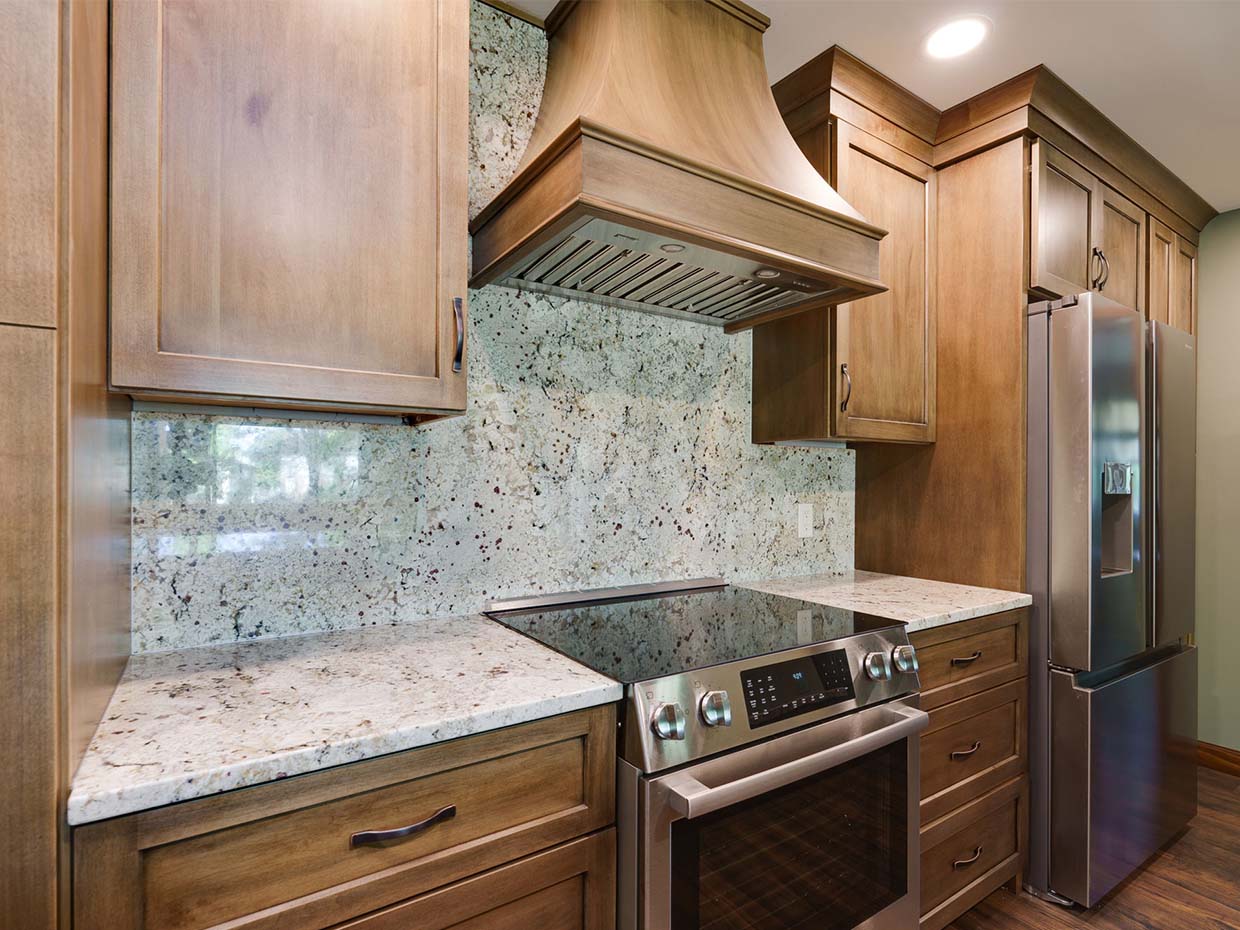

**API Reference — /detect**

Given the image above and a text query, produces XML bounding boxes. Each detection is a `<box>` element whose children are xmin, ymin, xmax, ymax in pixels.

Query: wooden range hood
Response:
<box><xmin>469</xmin><ymin>0</ymin><xmax>887</xmax><ymax>332</ymax></box>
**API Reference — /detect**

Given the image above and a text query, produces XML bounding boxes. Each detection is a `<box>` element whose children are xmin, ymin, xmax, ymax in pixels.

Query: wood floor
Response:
<box><xmin>949</xmin><ymin>767</ymin><xmax>1240</xmax><ymax>930</ymax></box>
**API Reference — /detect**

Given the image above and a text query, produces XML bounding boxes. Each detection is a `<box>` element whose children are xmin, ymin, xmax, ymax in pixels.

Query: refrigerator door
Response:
<box><xmin>1049</xmin><ymin>645</ymin><xmax>1198</xmax><ymax>907</ymax></box>
<box><xmin>1049</xmin><ymin>293</ymin><xmax>1146</xmax><ymax>671</ymax></box>
<box><xmin>1149</xmin><ymin>322</ymin><xmax>1196</xmax><ymax>647</ymax></box>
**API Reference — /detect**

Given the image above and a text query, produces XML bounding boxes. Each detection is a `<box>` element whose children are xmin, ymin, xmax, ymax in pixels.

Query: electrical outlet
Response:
<box><xmin>797</xmin><ymin>502</ymin><xmax>814</xmax><ymax>538</ymax></box>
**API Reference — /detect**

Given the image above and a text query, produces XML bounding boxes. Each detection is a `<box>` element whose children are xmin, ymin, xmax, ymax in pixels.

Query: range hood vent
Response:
<box><xmin>469</xmin><ymin>0</ymin><xmax>887</xmax><ymax>332</ymax></box>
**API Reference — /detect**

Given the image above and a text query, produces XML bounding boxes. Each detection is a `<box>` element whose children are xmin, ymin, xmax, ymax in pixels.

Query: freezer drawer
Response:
<box><xmin>1049</xmin><ymin>645</ymin><xmax>1197</xmax><ymax>907</ymax></box>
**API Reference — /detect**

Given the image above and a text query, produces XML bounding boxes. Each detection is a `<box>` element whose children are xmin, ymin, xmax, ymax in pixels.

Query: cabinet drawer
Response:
<box><xmin>910</xmin><ymin>609</ymin><xmax>1027</xmax><ymax>709</ymax></box>
<box><xmin>336</xmin><ymin>830</ymin><xmax>615</xmax><ymax>930</ymax></box>
<box><xmin>920</xmin><ymin>679</ymin><xmax>1025</xmax><ymax>822</ymax></box>
<box><xmin>920</xmin><ymin>778</ymin><xmax>1024</xmax><ymax>930</ymax></box>
<box><xmin>74</xmin><ymin>706</ymin><xmax>615</xmax><ymax>930</ymax></box>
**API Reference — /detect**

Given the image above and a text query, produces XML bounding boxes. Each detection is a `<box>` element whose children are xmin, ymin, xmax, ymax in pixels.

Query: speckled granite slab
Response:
<box><xmin>67</xmin><ymin>616</ymin><xmax>620</xmax><ymax>825</ymax></box>
<box><xmin>738</xmin><ymin>571</ymin><xmax>1031</xmax><ymax>634</ymax></box>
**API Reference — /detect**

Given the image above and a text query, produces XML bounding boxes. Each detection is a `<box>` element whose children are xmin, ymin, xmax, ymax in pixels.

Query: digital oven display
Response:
<box><xmin>741</xmin><ymin>649</ymin><xmax>856</xmax><ymax>727</ymax></box>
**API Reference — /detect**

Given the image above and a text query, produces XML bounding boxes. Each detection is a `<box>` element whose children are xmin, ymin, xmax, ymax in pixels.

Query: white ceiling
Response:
<box><xmin>509</xmin><ymin>0</ymin><xmax>1240</xmax><ymax>215</ymax></box>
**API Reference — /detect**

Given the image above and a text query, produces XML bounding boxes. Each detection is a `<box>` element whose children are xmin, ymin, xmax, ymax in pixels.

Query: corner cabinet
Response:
<box><xmin>1148</xmin><ymin>217</ymin><xmax>1198</xmax><ymax>334</ymax></box>
<box><xmin>109</xmin><ymin>0</ymin><xmax>469</xmax><ymax>419</ymax></box>
<box><xmin>756</xmin><ymin>50</ymin><xmax>937</xmax><ymax>445</ymax></box>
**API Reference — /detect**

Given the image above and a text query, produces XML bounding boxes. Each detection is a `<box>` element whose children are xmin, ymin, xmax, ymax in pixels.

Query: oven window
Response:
<box><xmin>670</xmin><ymin>739</ymin><xmax>907</xmax><ymax>930</ymax></box>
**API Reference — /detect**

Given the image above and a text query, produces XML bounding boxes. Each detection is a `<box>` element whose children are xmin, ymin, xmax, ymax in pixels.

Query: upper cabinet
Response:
<box><xmin>1148</xmin><ymin>218</ymin><xmax>1198</xmax><ymax>334</ymax></box>
<box><xmin>109</xmin><ymin>0</ymin><xmax>469</xmax><ymax>419</ymax></box>
<box><xmin>754</xmin><ymin>49</ymin><xmax>936</xmax><ymax>445</ymax></box>
<box><xmin>1030</xmin><ymin>140</ymin><xmax>1101</xmax><ymax>299</ymax></box>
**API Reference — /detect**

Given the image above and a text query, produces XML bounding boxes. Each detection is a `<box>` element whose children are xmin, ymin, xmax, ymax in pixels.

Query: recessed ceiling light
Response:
<box><xmin>925</xmin><ymin>16</ymin><xmax>990</xmax><ymax>59</ymax></box>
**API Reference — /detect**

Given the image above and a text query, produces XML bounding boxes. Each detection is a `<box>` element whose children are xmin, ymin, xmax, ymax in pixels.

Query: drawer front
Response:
<box><xmin>910</xmin><ymin>609</ymin><xmax>1027</xmax><ymax>710</ymax></box>
<box><xmin>337</xmin><ymin>830</ymin><xmax>615</xmax><ymax>930</ymax></box>
<box><xmin>920</xmin><ymin>779</ymin><xmax>1025</xmax><ymax>930</ymax></box>
<box><xmin>74</xmin><ymin>706</ymin><xmax>615</xmax><ymax>930</ymax></box>
<box><xmin>921</xmin><ymin>790</ymin><xmax>1018</xmax><ymax>912</ymax></box>
<box><xmin>920</xmin><ymin>679</ymin><xmax>1025</xmax><ymax>822</ymax></box>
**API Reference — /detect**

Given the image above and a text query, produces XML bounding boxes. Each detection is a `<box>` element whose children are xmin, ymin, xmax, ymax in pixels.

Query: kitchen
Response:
<box><xmin>3</xmin><ymin>1</ymin><xmax>1237</xmax><ymax>928</ymax></box>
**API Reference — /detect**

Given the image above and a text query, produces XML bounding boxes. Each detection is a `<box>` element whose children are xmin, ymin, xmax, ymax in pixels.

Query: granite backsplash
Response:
<box><xmin>128</xmin><ymin>2</ymin><xmax>854</xmax><ymax>653</ymax></box>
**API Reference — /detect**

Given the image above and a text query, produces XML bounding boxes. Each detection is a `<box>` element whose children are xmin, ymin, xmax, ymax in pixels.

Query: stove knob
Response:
<box><xmin>699</xmin><ymin>690</ymin><xmax>733</xmax><ymax>727</ymax></box>
<box><xmin>650</xmin><ymin>702</ymin><xmax>687</xmax><ymax>741</ymax></box>
<box><xmin>864</xmin><ymin>651</ymin><xmax>894</xmax><ymax>681</ymax></box>
<box><xmin>892</xmin><ymin>644</ymin><xmax>919</xmax><ymax>675</ymax></box>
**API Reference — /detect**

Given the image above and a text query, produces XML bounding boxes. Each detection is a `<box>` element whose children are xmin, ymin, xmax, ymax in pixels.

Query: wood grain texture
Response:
<box><xmin>336</xmin><ymin>830</ymin><xmax>615</xmax><ymax>930</ymax></box>
<box><xmin>948</xmin><ymin>767</ymin><xmax>1240</xmax><ymax>930</ymax></box>
<box><xmin>0</xmin><ymin>324</ymin><xmax>58</xmax><ymax>930</ymax></box>
<box><xmin>1171</xmin><ymin>234</ymin><xmax>1198</xmax><ymax>335</ymax></box>
<box><xmin>910</xmin><ymin>610</ymin><xmax>1028</xmax><ymax>712</ymax></box>
<box><xmin>1148</xmin><ymin>217</ymin><xmax>1176</xmax><ymax>326</ymax></box>
<box><xmin>751</xmin><ymin>306</ymin><xmax>831</xmax><ymax>443</ymax></box>
<box><xmin>1030</xmin><ymin>139</ymin><xmax>1100</xmax><ymax>299</ymax></box>
<box><xmin>61</xmin><ymin>0</ymin><xmax>131</xmax><ymax>781</ymax></box>
<box><xmin>0</xmin><ymin>0</ymin><xmax>59</xmax><ymax>327</ymax></box>
<box><xmin>110</xmin><ymin>0</ymin><xmax>468</xmax><ymax>415</ymax></box>
<box><xmin>1198</xmin><ymin>741</ymin><xmax>1240</xmax><ymax>779</ymax></box>
<box><xmin>1099</xmin><ymin>184</ymin><xmax>1146</xmax><ymax>313</ymax></box>
<box><xmin>73</xmin><ymin>706</ymin><xmax>616</xmax><ymax>930</ymax></box>
<box><xmin>855</xmin><ymin>138</ymin><xmax>1028</xmax><ymax>592</ymax></box>
<box><xmin>833</xmin><ymin>122</ymin><xmax>936</xmax><ymax>442</ymax></box>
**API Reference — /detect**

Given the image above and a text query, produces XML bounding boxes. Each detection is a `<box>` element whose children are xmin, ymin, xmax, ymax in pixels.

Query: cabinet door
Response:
<box><xmin>832</xmin><ymin>122</ymin><xmax>936</xmax><ymax>443</ymax></box>
<box><xmin>1147</xmin><ymin>217</ymin><xmax>1176</xmax><ymax>325</ymax></box>
<box><xmin>110</xmin><ymin>0</ymin><xmax>468</xmax><ymax>417</ymax></box>
<box><xmin>1170</xmin><ymin>235</ymin><xmax>1198</xmax><ymax>334</ymax></box>
<box><xmin>1098</xmin><ymin>186</ymin><xmax>1145</xmax><ymax>313</ymax></box>
<box><xmin>1030</xmin><ymin>140</ymin><xmax>1102</xmax><ymax>298</ymax></box>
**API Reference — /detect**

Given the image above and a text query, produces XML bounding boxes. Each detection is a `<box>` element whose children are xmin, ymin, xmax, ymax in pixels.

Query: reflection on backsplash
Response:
<box><xmin>127</xmin><ymin>1</ymin><xmax>856</xmax><ymax>652</ymax></box>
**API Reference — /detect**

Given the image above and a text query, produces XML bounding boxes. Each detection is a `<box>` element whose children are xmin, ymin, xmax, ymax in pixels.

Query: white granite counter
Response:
<box><xmin>739</xmin><ymin>570</ymin><xmax>1031</xmax><ymax>633</ymax></box>
<box><xmin>67</xmin><ymin>615</ymin><xmax>621</xmax><ymax>825</ymax></box>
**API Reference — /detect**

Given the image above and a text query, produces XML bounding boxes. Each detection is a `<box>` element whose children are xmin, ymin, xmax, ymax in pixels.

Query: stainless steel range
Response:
<box><xmin>486</xmin><ymin>579</ymin><xmax>928</xmax><ymax>930</ymax></box>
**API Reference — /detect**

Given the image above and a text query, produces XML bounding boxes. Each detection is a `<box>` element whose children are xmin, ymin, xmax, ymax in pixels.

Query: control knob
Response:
<box><xmin>864</xmin><ymin>651</ymin><xmax>894</xmax><ymax>681</ymax></box>
<box><xmin>892</xmin><ymin>644</ymin><xmax>919</xmax><ymax>675</ymax></box>
<box><xmin>699</xmin><ymin>690</ymin><xmax>733</xmax><ymax>727</ymax></box>
<box><xmin>650</xmin><ymin>701</ymin><xmax>687</xmax><ymax>741</ymax></box>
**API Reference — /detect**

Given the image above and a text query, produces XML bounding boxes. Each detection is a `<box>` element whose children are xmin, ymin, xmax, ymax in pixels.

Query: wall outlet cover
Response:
<box><xmin>798</xmin><ymin>502</ymin><xmax>814</xmax><ymax>538</ymax></box>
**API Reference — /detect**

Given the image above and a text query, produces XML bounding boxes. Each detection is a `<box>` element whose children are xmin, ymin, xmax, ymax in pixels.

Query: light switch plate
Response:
<box><xmin>797</xmin><ymin>502</ymin><xmax>814</xmax><ymax>538</ymax></box>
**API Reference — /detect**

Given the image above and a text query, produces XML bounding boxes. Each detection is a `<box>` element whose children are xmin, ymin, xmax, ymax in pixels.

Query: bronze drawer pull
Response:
<box><xmin>840</xmin><ymin>363</ymin><xmax>852</xmax><ymax>412</ymax></box>
<box><xmin>350</xmin><ymin>804</ymin><xmax>457</xmax><ymax>848</ymax></box>
<box><xmin>950</xmin><ymin>650</ymin><xmax>983</xmax><ymax>667</ymax></box>
<box><xmin>953</xmin><ymin>845</ymin><xmax>983</xmax><ymax>869</ymax></box>
<box><xmin>950</xmin><ymin>740</ymin><xmax>982</xmax><ymax>761</ymax></box>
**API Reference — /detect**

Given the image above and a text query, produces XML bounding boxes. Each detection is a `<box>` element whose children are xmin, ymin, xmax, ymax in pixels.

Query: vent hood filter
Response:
<box><xmin>469</xmin><ymin>0</ymin><xmax>887</xmax><ymax>332</ymax></box>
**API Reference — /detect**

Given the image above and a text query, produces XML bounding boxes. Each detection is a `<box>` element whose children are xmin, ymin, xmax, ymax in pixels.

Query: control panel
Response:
<box><xmin>741</xmin><ymin>648</ymin><xmax>856</xmax><ymax>728</ymax></box>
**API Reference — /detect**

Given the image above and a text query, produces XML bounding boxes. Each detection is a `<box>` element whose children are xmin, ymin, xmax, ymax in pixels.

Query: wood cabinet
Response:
<box><xmin>757</xmin><ymin>52</ymin><xmax>937</xmax><ymax>445</ymax></box>
<box><xmin>74</xmin><ymin>706</ymin><xmax>616</xmax><ymax>930</ymax></box>
<box><xmin>1030</xmin><ymin>139</ymin><xmax>1101</xmax><ymax>299</ymax></box>
<box><xmin>1149</xmin><ymin>217</ymin><xmax>1199</xmax><ymax>334</ymax></box>
<box><xmin>909</xmin><ymin>609</ymin><xmax>1029</xmax><ymax>930</ymax></box>
<box><xmin>1099</xmin><ymin>185</ymin><xmax>1146</xmax><ymax>313</ymax></box>
<box><xmin>109</xmin><ymin>0</ymin><xmax>469</xmax><ymax>419</ymax></box>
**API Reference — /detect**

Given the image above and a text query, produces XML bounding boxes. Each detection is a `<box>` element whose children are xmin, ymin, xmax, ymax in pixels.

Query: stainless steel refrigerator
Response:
<box><xmin>1026</xmin><ymin>291</ymin><xmax>1198</xmax><ymax>908</ymax></box>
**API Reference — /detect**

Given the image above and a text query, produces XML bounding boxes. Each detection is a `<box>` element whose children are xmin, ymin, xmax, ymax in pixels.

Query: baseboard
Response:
<box><xmin>1198</xmin><ymin>740</ymin><xmax>1240</xmax><ymax>777</ymax></box>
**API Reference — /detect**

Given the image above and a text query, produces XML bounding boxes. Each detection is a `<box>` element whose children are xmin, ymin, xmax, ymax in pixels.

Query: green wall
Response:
<box><xmin>1197</xmin><ymin>208</ymin><xmax>1240</xmax><ymax>751</ymax></box>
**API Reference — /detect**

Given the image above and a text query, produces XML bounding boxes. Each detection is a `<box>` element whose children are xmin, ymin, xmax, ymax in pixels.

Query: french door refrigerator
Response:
<box><xmin>1026</xmin><ymin>292</ymin><xmax>1198</xmax><ymax>908</ymax></box>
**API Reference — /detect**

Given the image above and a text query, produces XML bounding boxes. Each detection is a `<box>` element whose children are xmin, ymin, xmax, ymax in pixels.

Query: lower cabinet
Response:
<box><xmin>73</xmin><ymin>706</ymin><xmax>616</xmax><ymax>930</ymax></box>
<box><xmin>909</xmin><ymin>609</ymin><xmax>1029</xmax><ymax>930</ymax></box>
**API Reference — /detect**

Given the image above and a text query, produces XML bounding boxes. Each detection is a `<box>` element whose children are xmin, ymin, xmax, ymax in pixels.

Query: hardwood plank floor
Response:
<box><xmin>950</xmin><ymin>767</ymin><xmax>1240</xmax><ymax>930</ymax></box>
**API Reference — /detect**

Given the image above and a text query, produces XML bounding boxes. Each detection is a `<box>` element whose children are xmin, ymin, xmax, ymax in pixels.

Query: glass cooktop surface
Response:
<box><xmin>486</xmin><ymin>585</ymin><xmax>901</xmax><ymax>683</ymax></box>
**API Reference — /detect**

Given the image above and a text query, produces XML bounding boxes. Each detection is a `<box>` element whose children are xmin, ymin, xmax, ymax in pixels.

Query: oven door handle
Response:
<box><xmin>658</xmin><ymin>704</ymin><xmax>929</xmax><ymax>820</ymax></box>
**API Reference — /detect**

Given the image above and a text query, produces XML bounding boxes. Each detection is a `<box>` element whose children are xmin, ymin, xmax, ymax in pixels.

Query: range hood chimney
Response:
<box><xmin>469</xmin><ymin>0</ymin><xmax>887</xmax><ymax>332</ymax></box>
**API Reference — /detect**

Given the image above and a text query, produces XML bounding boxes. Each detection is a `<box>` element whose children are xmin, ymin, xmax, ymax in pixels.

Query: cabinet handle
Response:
<box><xmin>1098</xmin><ymin>250</ymin><xmax>1110</xmax><ymax>290</ymax></box>
<box><xmin>950</xmin><ymin>740</ymin><xmax>982</xmax><ymax>761</ymax></box>
<box><xmin>1090</xmin><ymin>248</ymin><xmax>1103</xmax><ymax>288</ymax></box>
<box><xmin>840</xmin><ymin>363</ymin><xmax>852</xmax><ymax>412</ymax></box>
<box><xmin>950</xmin><ymin>650</ymin><xmax>982</xmax><ymax>666</ymax></box>
<box><xmin>953</xmin><ymin>845</ymin><xmax>984</xmax><ymax>869</ymax></box>
<box><xmin>452</xmin><ymin>297</ymin><xmax>465</xmax><ymax>373</ymax></box>
<box><xmin>350</xmin><ymin>804</ymin><xmax>456</xmax><ymax>848</ymax></box>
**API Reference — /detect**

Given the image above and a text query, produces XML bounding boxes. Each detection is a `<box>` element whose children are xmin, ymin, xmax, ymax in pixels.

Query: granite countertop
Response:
<box><xmin>739</xmin><ymin>570</ymin><xmax>1031</xmax><ymax>633</ymax></box>
<box><xmin>67</xmin><ymin>615</ymin><xmax>621</xmax><ymax>826</ymax></box>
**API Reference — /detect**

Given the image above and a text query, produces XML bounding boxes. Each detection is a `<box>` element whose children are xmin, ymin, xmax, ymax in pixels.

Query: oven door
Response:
<box><xmin>634</xmin><ymin>697</ymin><xmax>927</xmax><ymax>930</ymax></box>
